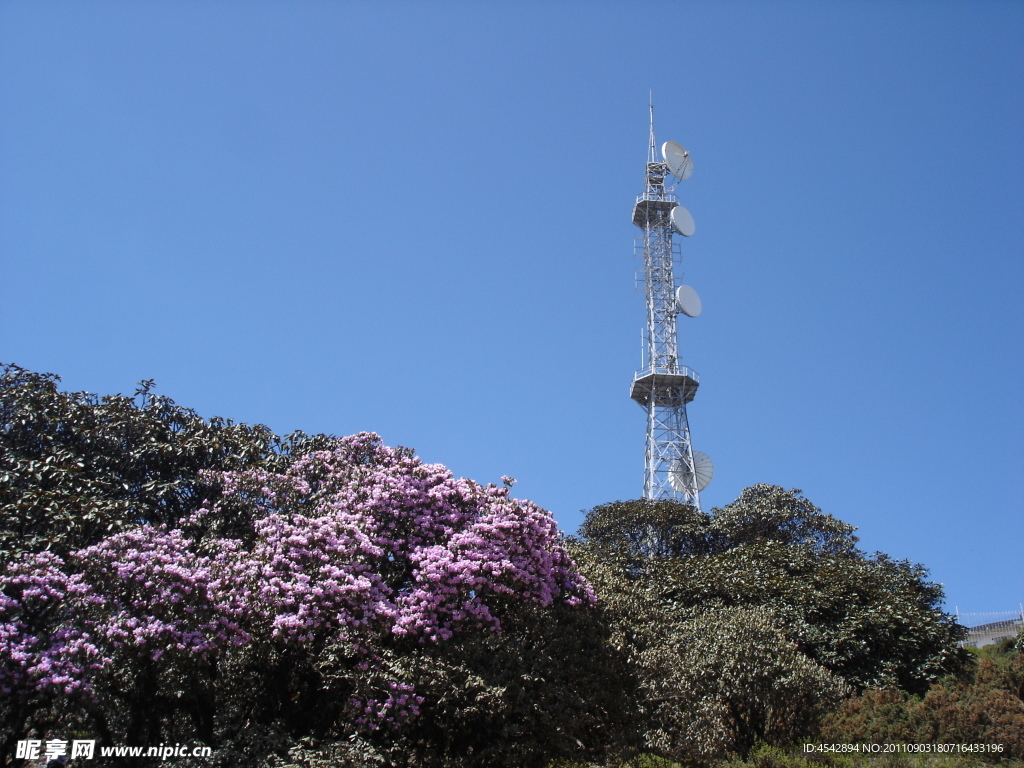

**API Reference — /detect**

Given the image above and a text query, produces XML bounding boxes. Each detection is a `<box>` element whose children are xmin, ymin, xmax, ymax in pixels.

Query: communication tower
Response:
<box><xmin>630</xmin><ymin>105</ymin><xmax>713</xmax><ymax>507</ymax></box>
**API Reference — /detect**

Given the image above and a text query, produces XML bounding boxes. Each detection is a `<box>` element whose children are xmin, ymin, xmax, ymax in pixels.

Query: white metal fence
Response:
<box><xmin>954</xmin><ymin>607</ymin><xmax>1023</xmax><ymax>649</ymax></box>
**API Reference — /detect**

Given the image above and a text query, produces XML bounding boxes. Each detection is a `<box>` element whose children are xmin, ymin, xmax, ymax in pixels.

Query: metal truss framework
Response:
<box><xmin>628</xmin><ymin>117</ymin><xmax>702</xmax><ymax>508</ymax></box>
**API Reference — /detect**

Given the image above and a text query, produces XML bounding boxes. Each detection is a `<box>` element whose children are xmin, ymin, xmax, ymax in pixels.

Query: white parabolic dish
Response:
<box><xmin>671</xmin><ymin>205</ymin><xmax>696</xmax><ymax>237</ymax></box>
<box><xmin>669</xmin><ymin>452</ymin><xmax>714</xmax><ymax>494</ymax></box>
<box><xmin>691</xmin><ymin>452</ymin><xmax>714</xmax><ymax>491</ymax></box>
<box><xmin>676</xmin><ymin>285</ymin><xmax>702</xmax><ymax>318</ymax></box>
<box><xmin>662</xmin><ymin>141</ymin><xmax>693</xmax><ymax>180</ymax></box>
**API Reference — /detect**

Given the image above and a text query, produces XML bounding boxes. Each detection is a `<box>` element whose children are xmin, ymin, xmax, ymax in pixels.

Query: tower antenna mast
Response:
<box><xmin>629</xmin><ymin>105</ymin><xmax>713</xmax><ymax>505</ymax></box>
<box><xmin>648</xmin><ymin>92</ymin><xmax>657</xmax><ymax>163</ymax></box>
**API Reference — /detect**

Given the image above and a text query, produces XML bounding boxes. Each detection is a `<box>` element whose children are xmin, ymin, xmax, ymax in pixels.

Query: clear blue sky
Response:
<box><xmin>2</xmin><ymin>1</ymin><xmax>1021</xmax><ymax>617</ymax></box>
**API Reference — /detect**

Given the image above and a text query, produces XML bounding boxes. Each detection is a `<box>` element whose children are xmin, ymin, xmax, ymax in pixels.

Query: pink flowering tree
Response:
<box><xmin>199</xmin><ymin>433</ymin><xmax>612</xmax><ymax>765</ymax></box>
<box><xmin>3</xmin><ymin>432</ymin><xmax>626</xmax><ymax>768</ymax></box>
<box><xmin>0</xmin><ymin>552</ymin><xmax>108</xmax><ymax>757</ymax></box>
<box><xmin>66</xmin><ymin>527</ymin><xmax>251</xmax><ymax>746</ymax></box>
<box><xmin>1</xmin><ymin>529</ymin><xmax>252</xmax><ymax>754</ymax></box>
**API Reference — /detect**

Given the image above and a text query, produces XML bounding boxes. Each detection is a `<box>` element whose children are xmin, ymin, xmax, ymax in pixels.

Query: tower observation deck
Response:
<box><xmin>631</xmin><ymin>108</ymin><xmax>712</xmax><ymax>506</ymax></box>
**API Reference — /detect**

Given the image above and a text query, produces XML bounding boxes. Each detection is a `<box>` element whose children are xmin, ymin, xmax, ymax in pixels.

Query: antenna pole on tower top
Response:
<box><xmin>648</xmin><ymin>93</ymin><xmax>656</xmax><ymax>164</ymax></box>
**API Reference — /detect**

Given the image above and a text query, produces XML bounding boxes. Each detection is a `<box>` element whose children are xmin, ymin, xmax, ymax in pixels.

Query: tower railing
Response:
<box><xmin>632</xmin><ymin>365</ymin><xmax>700</xmax><ymax>382</ymax></box>
<box><xmin>635</xmin><ymin>188</ymin><xmax>677</xmax><ymax>204</ymax></box>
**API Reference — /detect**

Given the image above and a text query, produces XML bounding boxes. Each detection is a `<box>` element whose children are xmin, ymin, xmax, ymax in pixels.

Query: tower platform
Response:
<box><xmin>630</xmin><ymin>368</ymin><xmax>700</xmax><ymax>407</ymax></box>
<box><xmin>632</xmin><ymin>196</ymin><xmax>677</xmax><ymax>227</ymax></box>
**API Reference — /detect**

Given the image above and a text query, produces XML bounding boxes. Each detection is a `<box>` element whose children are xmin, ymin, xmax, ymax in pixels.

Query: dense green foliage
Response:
<box><xmin>0</xmin><ymin>363</ymin><xmax>339</xmax><ymax>560</ymax></box>
<box><xmin>571</xmin><ymin>490</ymin><xmax>969</xmax><ymax>762</ymax></box>
<box><xmin>634</xmin><ymin>606</ymin><xmax>851</xmax><ymax>759</ymax></box>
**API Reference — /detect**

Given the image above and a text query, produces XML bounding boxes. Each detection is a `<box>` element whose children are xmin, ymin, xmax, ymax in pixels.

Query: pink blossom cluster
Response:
<box><xmin>0</xmin><ymin>552</ymin><xmax>107</xmax><ymax>699</ymax></box>
<box><xmin>1</xmin><ymin>432</ymin><xmax>593</xmax><ymax>727</ymax></box>
<box><xmin>350</xmin><ymin>681</ymin><xmax>424</xmax><ymax>730</ymax></box>
<box><xmin>72</xmin><ymin>527</ymin><xmax>251</xmax><ymax>661</ymax></box>
<box><xmin>209</xmin><ymin>434</ymin><xmax>593</xmax><ymax>647</ymax></box>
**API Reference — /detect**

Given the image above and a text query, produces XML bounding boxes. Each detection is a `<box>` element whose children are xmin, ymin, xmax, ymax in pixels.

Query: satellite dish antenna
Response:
<box><xmin>669</xmin><ymin>451</ymin><xmax>714</xmax><ymax>494</ymax></box>
<box><xmin>670</xmin><ymin>205</ymin><xmax>696</xmax><ymax>237</ymax></box>
<box><xmin>691</xmin><ymin>451</ymin><xmax>714</xmax><ymax>491</ymax></box>
<box><xmin>662</xmin><ymin>141</ymin><xmax>693</xmax><ymax>180</ymax></box>
<box><xmin>676</xmin><ymin>285</ymin><xmax>702</xmax><ymax>318</ymax></box>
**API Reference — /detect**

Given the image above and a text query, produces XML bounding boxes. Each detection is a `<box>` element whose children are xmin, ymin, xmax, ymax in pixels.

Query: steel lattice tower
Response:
<box><xmin>629</xmin><ymin>107</ymin><xmax>708</xmax><ymax>507</ymax></box>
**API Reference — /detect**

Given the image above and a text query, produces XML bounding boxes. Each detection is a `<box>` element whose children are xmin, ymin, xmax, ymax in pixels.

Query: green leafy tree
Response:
<box><xmin>656</xmin><ymin>541</ymin><xmax>965</xmax><ymax>692</ymax></box>
<box><xmin>578</xmin><ymin>497</ymin><xmax>723</xmax><ymax>559</ymax></box>
<box><xmin>572</xmin><ymin>486</ymin><xmax>968</xmax><ymax>761</ymax></box>
<box><xmin>386</xmin><ymin>600</ymin><xmax>636</xmax><ymax>768</ymax></box>
<box><xmin>711</xmin><ymin>484</ymin><xmax>859</xmax><ymax>555</ymax></box>
<box><xmin>570</xmin><ymin>539</ymin><xmax>848</xmax><ymax>761</ymax></box>
<box><xmin>636</xmin><ymin>606</ymin><xmax>850</xmax><ymax>761</ymax></box>
<box><xmin>0</xmin><ymin>363</ymin><xmax>340</xmax><ymax>560</ymax></box>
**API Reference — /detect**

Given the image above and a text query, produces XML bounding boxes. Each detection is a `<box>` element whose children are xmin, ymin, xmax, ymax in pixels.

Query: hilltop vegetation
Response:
<box><xmin>1</xmin><ymin>364</ymin><xmax>1020</xmax><ymax>767</ymax></box>
<box><xmin>568</xmin><ymin>493</ymin><xmax>971</xmax><ymax>762</ymax></box>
